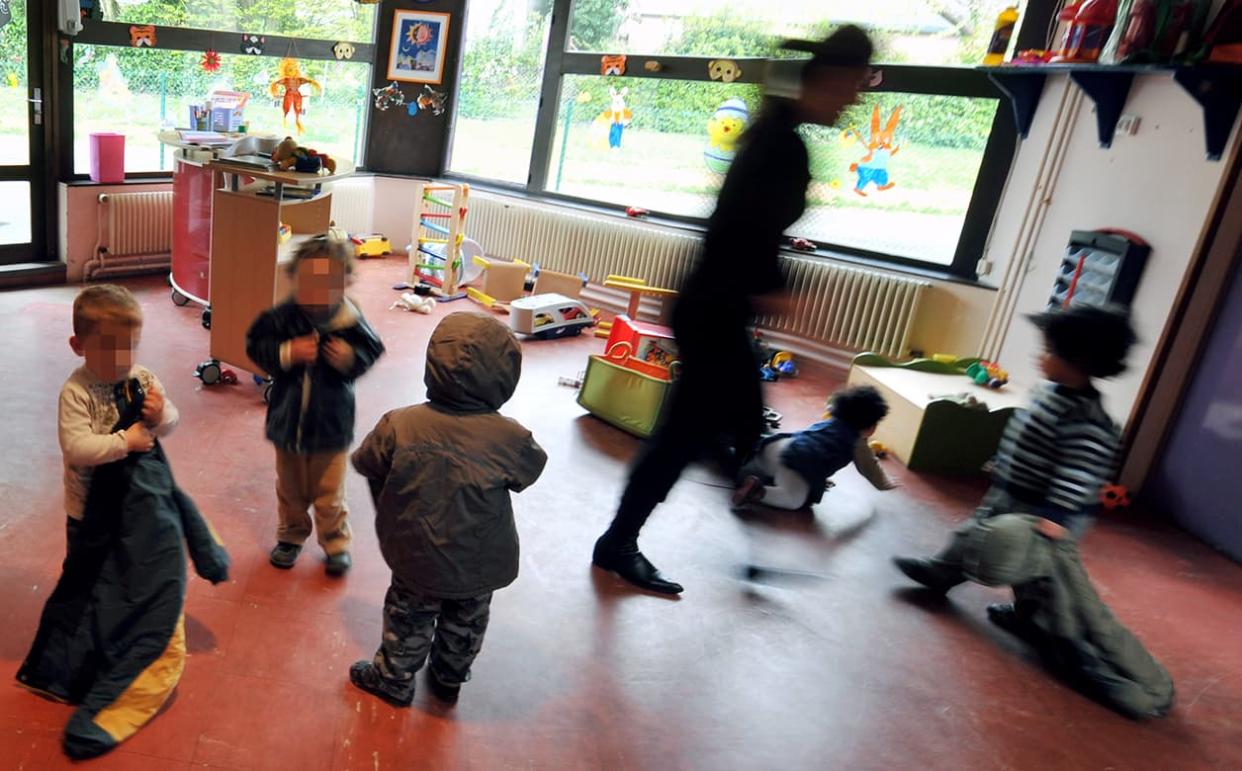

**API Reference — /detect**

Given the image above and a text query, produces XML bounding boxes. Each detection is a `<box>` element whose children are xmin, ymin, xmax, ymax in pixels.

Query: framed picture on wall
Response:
<box><xmin>386</xmin><ymin>10</ymin><xmax>451</xmax><ymax>85</ymax></box>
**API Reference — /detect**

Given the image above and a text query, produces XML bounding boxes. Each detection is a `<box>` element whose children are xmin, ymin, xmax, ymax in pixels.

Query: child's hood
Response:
<box><xmin>424</xmin><ymin>312</ymin><xmax>521</xmax><ymax>413</ymax></box>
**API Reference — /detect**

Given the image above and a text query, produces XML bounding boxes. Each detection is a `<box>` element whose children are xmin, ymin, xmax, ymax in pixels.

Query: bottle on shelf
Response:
<box><xmin>983</xmin><ymin>6</ymin><xmax>1021</xmax><ymax>66</ymax></box>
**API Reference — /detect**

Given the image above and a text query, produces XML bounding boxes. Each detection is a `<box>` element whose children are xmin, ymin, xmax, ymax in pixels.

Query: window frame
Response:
<box><xmin>57</xmin><ymin>17</ymin><xmax>379</xmax><ymax>180</ymax></box>
<box><xmin>446</xmin><ymin>0</ymin><xmax>1044</xmax><ymax>281</ymax></box>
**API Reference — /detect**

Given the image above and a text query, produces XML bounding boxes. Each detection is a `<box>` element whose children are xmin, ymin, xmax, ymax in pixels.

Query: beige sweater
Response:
<box><xmin>59</xmin><ymin>365</ymin><xmax>179</xmax><ymax>519</ymax></box>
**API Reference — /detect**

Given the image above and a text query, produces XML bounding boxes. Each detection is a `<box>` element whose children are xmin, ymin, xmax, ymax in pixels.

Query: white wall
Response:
<box><xmin>985</xmin><ymin>74</ymin><xmax>1239</xmax><ymax>423</ymax></box>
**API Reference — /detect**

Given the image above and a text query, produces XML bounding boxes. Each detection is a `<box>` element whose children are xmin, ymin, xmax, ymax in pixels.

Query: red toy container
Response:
<box><xmin>1054</xmin><ymin>0</ymin><xmax>1119</xmax><ymax>62</ymax></box>
<box><xmin>604</xmin><ymin>315</ymin><xmax>679</xmax><ymax>367</ymax></box>
<box><xmin>89</xmin><ymin>132</ymin><xmax>126</xmax><ymax>183</ymax></box>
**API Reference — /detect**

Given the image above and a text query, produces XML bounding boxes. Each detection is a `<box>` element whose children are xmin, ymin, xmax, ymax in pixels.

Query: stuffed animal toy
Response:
<box><xmin>271</xmin><ymin>136</ymin><xmax>336</xmax><ymax>174</ymax></box>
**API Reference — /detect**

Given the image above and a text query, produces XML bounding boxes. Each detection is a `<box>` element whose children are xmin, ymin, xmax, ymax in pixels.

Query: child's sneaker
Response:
<box><xmin>348</xmin><ymin>661</ymin><xmax>413</xmax><ymax>707</ymax></box>
<box><xmin>731</xmin><ymin>476</ymin><xmax>764</xmax><ymax>510</ymax></box>
<box><xmin>269</xmin><ymin>542</ymin><xmax>301</xmax><ymax>569</ymax></box>
<box><xmin>426</xmin><ymin>669</ymin><xmax>460</xmax><ymax>705</ymax></box>
<box><xmin>325</xmin><ymin>551</ymin><xmax>352</xmax><ymax>577</ymax></box>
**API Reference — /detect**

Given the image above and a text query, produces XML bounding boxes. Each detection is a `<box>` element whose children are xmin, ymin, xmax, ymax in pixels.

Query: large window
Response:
<box><xmin>449</xmin><ymin>0</ymin><xmax>1026</xmax><ymax>278</ymax></box>
<box><xmin>72</xmin><ymin>46</ymin><xmax>370</xmax><ymax>174</ymax></box>
<box><xmin>65</xmin><ymin>1</ymin><xmax>376</xmax><ymax>175</ymax></box>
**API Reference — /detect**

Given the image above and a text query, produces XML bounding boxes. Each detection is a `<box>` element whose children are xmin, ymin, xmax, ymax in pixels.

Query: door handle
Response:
<box><xmin>28</xmin><ymin>87</ymin><xmax>42</xmax><ymax>125</ymax></box>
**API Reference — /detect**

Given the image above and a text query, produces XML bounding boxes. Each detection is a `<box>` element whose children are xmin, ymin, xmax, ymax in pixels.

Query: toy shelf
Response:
<box><xmin>982</xmin><ymin>64</ymin><xmax>1242</xmax><ymax>160</ymax></box>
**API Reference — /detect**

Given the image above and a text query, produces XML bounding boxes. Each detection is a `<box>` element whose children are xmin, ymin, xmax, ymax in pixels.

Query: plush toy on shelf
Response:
<box><xmin>271</xmin><ymin>136</ymin><xmax>336</xmax><ymax>174</ymax></box>
<box><xmin>269</xmin><ymin>58</ymin><xmax>322</xmax><ymax>134</ymax></box>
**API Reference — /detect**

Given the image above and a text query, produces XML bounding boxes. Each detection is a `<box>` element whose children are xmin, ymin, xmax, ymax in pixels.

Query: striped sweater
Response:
<box><xmin>989</xmin><ymin>381</ymin><xmax>1120</xmax><ymax>523</ymax></box>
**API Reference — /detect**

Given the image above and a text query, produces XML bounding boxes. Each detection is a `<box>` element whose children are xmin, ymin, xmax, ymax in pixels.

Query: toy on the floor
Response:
<box><xmin>578</xmin><ymin>315</ymin><xmax>680</xmax><ymax>437</ymax></box>
<box><xmin>409</xmin><ymin>181</ymin><xmax>470</xmax><ymax>298</ymax></box>
<box><xmin>966</xmin><ymin>359</ymin><xmax>1009</xmax><ymax>389</ymax></box>
<box><xmin>352</xmin><ymin>234</ymin><xmax>391</xmax><ymax>258</ymax></box>
<box><xmin>466</xmin><ymin>257</ymin><xmax>532</xmax><ymax>310</ymax></box>
<box><xmin>1100</xmin><ymin>483</ymin><xmax>1131</xmax><ymax>511</ymax></box>
<box><xmin>760</xmin><ymin>349</ymin><xmax>798</xmax><ymax>382</ymax></box>
<box><xmin>269</xmin><ymin>58</ymin><xmax>321</xmax><ymax>133</ymax></box>
<box><xmin>509</xmin><ymin>294</ymin><xmax>597</xmax><ymax>339</ymax></box>
<box><xmin>390</xmin><ymin>292</ymin><xmax>436</xmax><ymax>314</ymax></box>
<box><xmin>270</xmin><ymin>135</ymin><xmax>335</xmax><ymax>174</ymax></box>
<box><xmin>593</xmin><ymin>275</ymin><xmax>679</xmax><ymax>340</ymax></box>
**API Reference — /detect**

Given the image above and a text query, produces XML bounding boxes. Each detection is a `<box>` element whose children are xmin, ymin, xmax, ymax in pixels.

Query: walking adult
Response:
<box><xmin>592</xmin><ymin>26</ymin><xmax>876</xmax><ymax>594</ymax></box>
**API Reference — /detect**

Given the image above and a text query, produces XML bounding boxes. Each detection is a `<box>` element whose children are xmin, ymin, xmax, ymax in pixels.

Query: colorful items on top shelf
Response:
<box><xmin>983</xmin><ymin>6</ymin><xmax>1021</xmax><ymax>66</ymax></box>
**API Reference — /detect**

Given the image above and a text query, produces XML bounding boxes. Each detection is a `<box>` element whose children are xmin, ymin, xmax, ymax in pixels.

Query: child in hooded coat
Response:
<box><xmin>349</xmin><ymin>313</ymin><xmax>547</xmax><ymax>706</ymax></box>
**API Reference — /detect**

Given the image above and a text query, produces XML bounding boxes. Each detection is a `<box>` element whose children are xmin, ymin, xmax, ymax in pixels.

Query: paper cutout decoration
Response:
<box><xmin>0</xmin><ymin>2</ymin><xmax>11</xmax><ymax>29</ymax></box>
<box><xmin>59</xmin><ymin>38</ymin><xmax>72</xmax><ymax>65</ymax></box>
<box><xmin>333</xmin><ymin>41</ymin><xmax>355</xmax><ymax>60</ymax></box>
<box><xmin>704</xmin><ymin>98</ymin><xmax>749</xmax><ymax>174</ymax></box>
<box><xmin>201</xmin><ymin>49</ymin><xmax>221</xmax><ymax>73</ymax></box>
<box><xmin>129</xmin><ymin>25</ymin><xmax>156</xmax><ymax>48</ymax></box>
<box><xmin>241</xmin><ymin>34</ymin><xmax>265</xmax><ymax>55</ymax></box>
<box><xmin>591</xmin><ymin>87</ymin><xmax>632</xmax><ymax>150</ymax></box>
<box><xmin>708</xmin><ymin>59</ymin><xmax>742</xmax><ymax>83</ymax></box>
<box><xmin>407</xmin><ymin>84</ymin><xmax>447</xmax><ymax>117</ymax></box>
<box><xmin>643</xmin><ymin>60</ymin><xmax>663</xmax><ymax>72</ymax></box>
<box><xmin>80</xmin><ymin>0</ymin><xmax>103</xmax><ymax>22</ymax></box>
<box><xmin>270</xmin><ymin>58</ymin><xmax>322</xmax><ymax>134</ymax></box>
<box><xmin>601</xmin><ymin>54</ymin><xmax>627</xmax><ymax>76</ymax></box>
<box><xmin>373</xmin><ymin>81</ymin><xmax>406</xmax><ymax>111</ymax></box>
<box><xmin>849</xmin><ymin>104</ymin><xmax>902</xmax><ymax>197</ymax></box>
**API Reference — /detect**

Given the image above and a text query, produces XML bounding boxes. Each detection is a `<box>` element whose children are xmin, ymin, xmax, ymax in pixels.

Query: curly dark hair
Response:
<box><xmin>1027</xmin><ymin>304</ymin><xmax>1137</xmax><ymax>379</ymax></box>
<box><xmin>829</xmin><ymin>385</ymin><xmax>889</xmax><ymax>431</ymax></box>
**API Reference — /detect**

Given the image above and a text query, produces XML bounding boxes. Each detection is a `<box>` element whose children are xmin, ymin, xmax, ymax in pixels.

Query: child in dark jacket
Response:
<box><xmin>349</xmin><ymin>313</ymin><xmax>547</xmax><ymax>706</ymax></box>
<box><xmin>245</xmin><ymin>236</ymin><xmax>384</xmax><ymax>576</ymax></box>
<box><xmin>732</xmin><ymin>385</ymin><xmax>896</xmax><ymax>511</ymax></box>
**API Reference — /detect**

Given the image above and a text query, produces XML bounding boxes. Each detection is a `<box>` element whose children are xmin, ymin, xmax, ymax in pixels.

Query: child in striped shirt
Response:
<box><xmin>892</xmin><ymin>304</ymin><xmax>1136</xmax><ymax>594</ymax></box>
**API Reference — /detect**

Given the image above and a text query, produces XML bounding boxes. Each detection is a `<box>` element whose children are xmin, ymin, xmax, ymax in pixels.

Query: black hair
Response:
<box><xmin>1027</xmin><ymin>304</ymin><xmax>1137</xmax><ymax>379</ymax></box>
<box><xmin>784</xmin><ymin>25</ymin><xmax>874</xmax><ymax>78</ymax></box>
<box><xmin>830</xmin><ymin>385</ymin><xmax>889</xmax><ymax>431</ymax></box>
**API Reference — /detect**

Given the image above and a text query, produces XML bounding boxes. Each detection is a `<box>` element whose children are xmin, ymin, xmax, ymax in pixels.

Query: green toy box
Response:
<box><xmin>577</xmin><ymin>354</ymin><xmax>672</xmax><ymax>438</ymax></box>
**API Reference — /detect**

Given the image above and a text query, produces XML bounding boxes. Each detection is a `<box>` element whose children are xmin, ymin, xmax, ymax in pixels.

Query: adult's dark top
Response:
<box><xmin>680</xmin><ymin>99</ymin><xmax>810</xmax><ymax>325</ymax></box>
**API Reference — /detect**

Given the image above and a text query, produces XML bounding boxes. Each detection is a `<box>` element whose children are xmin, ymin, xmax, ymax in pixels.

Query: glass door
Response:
<box><xmin>0</xmin><ymin>0</ymin><xmax>45</xmax><ymax>264</ymax></box>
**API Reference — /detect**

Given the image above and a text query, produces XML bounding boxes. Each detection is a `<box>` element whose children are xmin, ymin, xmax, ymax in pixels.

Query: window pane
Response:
<box><xmin>0</xmin><ymin>181</ymin><xmax>32</xmax><ymax>245</ymax></box>
<box><xmin>73</xmin><ymin>45</ymin><xmax>370</xmax><ymax>174</ymax></box>
<box><xmin>547</xmin><ymin>74</ymin><xmax>760</xmax><ymax>217</ymax></box>
<box><xmin>101</xmin><ymin>0</ymin><xmax>376</xmax><ymax>42</ymax></box>
<box><xmin>0</xmin><ymin>0</ymin><xmax>30</xmax><ymax>165</ymax></box>
<box><xmin>449</xmin><ymin>0</ymin><xmax>550</xmax><ymax>184</ymax></box>
<box><xmin>793</xmin><ymin>93</ymin><xmax>998</xmax><ymax>265</ymax></box>
<box><xmin>569</xmin><ymin>0</ymin><xmax>1026</xmax><ymax>67</ymax></box>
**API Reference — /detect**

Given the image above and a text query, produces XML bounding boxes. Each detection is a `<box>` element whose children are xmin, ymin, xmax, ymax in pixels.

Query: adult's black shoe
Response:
<box><xmin>592</xmin><ymin>535</ymin><xmax>684</xmax><ymax>595</ymax></box>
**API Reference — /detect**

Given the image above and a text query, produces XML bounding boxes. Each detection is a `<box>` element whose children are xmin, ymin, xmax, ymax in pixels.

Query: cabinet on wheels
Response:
<box><xmin>198</xmin><ymin>164</ymin><xmax>334</xmax><ymax>400</ymax></box>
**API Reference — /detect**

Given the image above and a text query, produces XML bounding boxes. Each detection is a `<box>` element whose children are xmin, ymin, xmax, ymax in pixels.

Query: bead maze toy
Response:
<box><xmin>409</xmin><ymin>181</ymin><xmax>469</xmax><ymax>298</ymax></box>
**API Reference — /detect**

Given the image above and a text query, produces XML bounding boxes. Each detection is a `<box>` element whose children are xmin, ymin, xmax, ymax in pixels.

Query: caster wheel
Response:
<box><xmin>220</xmin><ymin>369</ymin><xmax>239</xmax><ymax>385</ymax></box>
<box><xmin>201</xmin><ymin>308</ymin><xmax>212</xmax><ymax>330</ymax></box>
<box><xmin>166</xmin><ymin>273</ymin><xmax>173</xmax><ymax>287</ymax></box>
<box><xmin>263</xmin><ymin>382</ymin><xmax>273</xmax><ymax>404</ymax></box>
<box><xmin>196</xmin><ymin>361</ymin><xmax>222</xmax><ymax>385</ymax></box>
<box><xmin>171</xmin><ymin>289</ymin><xmax>189</xmax><ymax>306</ymax></box>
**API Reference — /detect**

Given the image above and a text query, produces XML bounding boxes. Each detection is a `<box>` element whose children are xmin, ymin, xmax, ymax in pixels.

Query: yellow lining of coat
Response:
<box><xmin>92</xmin><ymin>615</ymin><xmax>186</xmax><ymax>743</ymax></box>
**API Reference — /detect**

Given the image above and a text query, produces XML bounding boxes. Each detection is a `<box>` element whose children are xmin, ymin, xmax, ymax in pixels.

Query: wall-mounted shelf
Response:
<box><xmin>983</xmin><ymin>64</ymin><xmax>1242</xmax><ymax>160</ymax></box>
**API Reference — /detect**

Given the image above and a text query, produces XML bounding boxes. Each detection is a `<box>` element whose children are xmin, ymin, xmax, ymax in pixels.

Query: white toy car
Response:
<box><xmin>508</xmin><ymin>293</ymin><xmax>595</xmax><ymax>339</ymax></box>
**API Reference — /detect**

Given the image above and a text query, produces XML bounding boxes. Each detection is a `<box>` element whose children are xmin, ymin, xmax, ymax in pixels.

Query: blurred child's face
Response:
<box><xmin>70</xmin><ymin>320</ymin><xmax>140</xmax><ymax>381</ymax></box>
<box><xmin>294</xmin><ymin>257</ymin><xmax>346</xmax><ymax>311</ymax></box>
<box><xmin>862</xmin><ymin>426</ymin><xmax>877</xmax><ymax>438</ymax></box>
<box><xmin>1038</xmin><ymin>339</ymin><xmax>1086</xmax><ymax>386</ymax></box>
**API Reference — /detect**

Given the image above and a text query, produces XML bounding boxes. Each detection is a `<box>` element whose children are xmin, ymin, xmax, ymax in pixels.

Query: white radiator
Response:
<box><xmin>327</xmin><ymin>178</ymin><xmax>375</xmax><ymax>234</ymax></box>
<box><xmin>86</xmin><ymin>192</ymin><xmax>174</xmax><ymax>280</ymax></box>
<box><xmin>467</xmin><ymin>192</ymin><xmax>928</xmax><ymax>360</ymax></box>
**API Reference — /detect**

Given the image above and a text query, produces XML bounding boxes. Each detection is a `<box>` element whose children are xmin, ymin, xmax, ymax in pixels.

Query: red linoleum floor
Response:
<box><xmin>1</xmin><ymin>259</ymin><xmax>1239</xmax><ymax>770</ymax></box>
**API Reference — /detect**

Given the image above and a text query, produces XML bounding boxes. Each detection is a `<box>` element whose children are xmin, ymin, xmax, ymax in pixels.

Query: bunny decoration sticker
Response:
<box><xmin>849</xmin><ymin>104</ymin><xmax>902</xmax><ymax>197</ymax></box>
